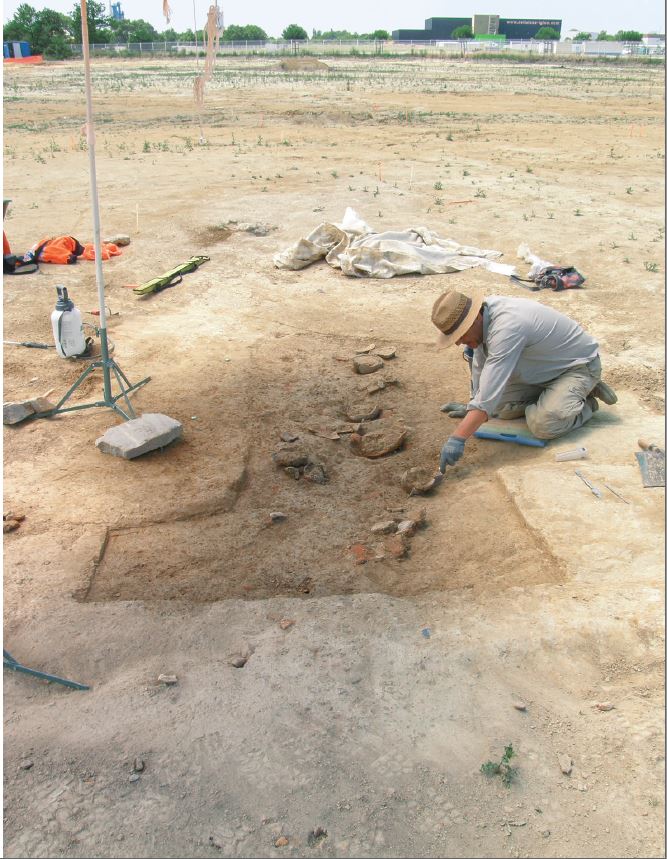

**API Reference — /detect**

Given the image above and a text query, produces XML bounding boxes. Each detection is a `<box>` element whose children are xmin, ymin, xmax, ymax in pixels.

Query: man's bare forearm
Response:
<box><xmin>452</xmin><ymin>408</ymin><xmax>488</xmax><ymax>439</ymax></box>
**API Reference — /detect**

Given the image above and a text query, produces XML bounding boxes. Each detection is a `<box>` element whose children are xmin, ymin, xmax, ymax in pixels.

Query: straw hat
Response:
<box><xmin>431</xmin><ymin>288</ymin><xmax>484</xmax><ymax>348</ymax></box>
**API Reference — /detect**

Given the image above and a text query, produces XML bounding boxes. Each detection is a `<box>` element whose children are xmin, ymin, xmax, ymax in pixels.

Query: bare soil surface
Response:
<box><xmin>3</xmin><ymin>56</ymin><xmax>665</xmax><ymax>858</ymax></box>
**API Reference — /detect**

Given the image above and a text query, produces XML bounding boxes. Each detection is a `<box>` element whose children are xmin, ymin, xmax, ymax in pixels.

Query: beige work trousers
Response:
<box><xmin>492</xmin><ymin>356</ymin><xmax>602</xmax><ymax>440</ymax></box>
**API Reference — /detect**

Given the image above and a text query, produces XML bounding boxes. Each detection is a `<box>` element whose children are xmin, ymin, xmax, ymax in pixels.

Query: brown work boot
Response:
<box><xmin>590</xmin><ymin>380</ymin><xmax>617</xmax><ymax>405</ymax></box>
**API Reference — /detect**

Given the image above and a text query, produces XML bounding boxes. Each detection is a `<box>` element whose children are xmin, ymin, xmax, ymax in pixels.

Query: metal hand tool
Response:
<box><xmin>603</xmin><ymin>484</ymin><xmax>630</xmax><ymax>504</ymax></box>
<box><xmin>4</xmin><ymin>340</ymin><xmax>53</xmax><ymax>349</ymax></box>
<box><xmin>574</xmin><ymin>469</ymin><xmax>602</xmax><ymax>498</ymax></box>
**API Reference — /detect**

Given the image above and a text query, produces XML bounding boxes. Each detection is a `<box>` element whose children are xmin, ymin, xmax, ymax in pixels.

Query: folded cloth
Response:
<box><xmin>274</xmin><ymin>208</ymin><xmax>514</xmax><ymax>279</ymax></box>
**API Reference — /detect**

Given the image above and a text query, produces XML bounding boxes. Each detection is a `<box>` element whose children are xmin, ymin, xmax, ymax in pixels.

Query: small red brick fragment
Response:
<box><xmin>350</xmin><ymin>543</ymin><xmax>374</xmax><ymax>565</ymax></box>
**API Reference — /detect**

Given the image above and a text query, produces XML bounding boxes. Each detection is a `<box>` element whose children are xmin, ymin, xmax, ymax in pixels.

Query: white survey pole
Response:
<box><xmin>79</xmin><ymin>0</ymin><xmax>111</xmax><ymax>397</ymax></box>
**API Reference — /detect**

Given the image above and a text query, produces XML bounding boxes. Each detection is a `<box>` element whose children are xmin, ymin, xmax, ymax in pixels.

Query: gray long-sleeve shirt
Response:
<box><xmin>468</xmin><ymin>296</ymin><xmax>599</xmax><ymax>416</ymax></box>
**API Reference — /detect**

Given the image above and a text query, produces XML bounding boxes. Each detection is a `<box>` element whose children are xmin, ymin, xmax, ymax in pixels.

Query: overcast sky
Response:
<box><xmin>3</xmin><ymin>0</ymin><xmax>664</xmax><ymax>37</ymax></box>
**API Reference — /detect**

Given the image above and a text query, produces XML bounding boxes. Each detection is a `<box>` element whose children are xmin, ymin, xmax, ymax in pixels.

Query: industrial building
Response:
<box><xmin>393</xmin><ymin>13</ymin><xmax>562</xmax><ymax>41</ymax></box>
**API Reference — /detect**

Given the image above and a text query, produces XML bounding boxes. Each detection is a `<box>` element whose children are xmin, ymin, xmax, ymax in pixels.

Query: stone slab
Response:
<box><xmin>95</xmin><ymin>413</ymin><xmax>183</xmax><ymax>459</ymax></box>
<box><xmin>3</xmin><ymin>401</ymin><xmax>35</xmax><ymax>425</ymax></box>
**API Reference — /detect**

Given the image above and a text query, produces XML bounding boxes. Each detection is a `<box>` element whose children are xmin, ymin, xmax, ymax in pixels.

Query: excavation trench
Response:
<box><xmin>84</xmin><ymin>334</ymin><xmax>563</xmax><ymax>602</ymax></box>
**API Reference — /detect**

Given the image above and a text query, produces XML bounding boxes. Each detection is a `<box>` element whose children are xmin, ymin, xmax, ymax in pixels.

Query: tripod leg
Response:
<box><xmin>49</xmin><ymin>361</ymin><xmax>102</xmax><ymax>413</ymax></box>
<box><xmin>109</xmin><ymin>363</ymin><xmax>151</xmax><ymax>414</ymax></box>
<box><xmin>4</xmin><ymin>650</ymin><xmax>89</xmax><ymax>690</ymax></box>
<box><xmin>110</xmin><ymin>363</ymin><xmax>137</xmax><ymax>419</ymax></box>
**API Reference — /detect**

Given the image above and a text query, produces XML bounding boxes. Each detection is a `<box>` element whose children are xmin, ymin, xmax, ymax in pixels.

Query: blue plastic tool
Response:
<box><xmin>473</xmin><ymin>430</ymin><xmax>546</xmax><ymax>448</ymax></box>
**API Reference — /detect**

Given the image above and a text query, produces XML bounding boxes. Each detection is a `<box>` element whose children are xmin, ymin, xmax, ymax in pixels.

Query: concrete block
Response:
<box><xmin>27</xmin><ymin>397</ymin><xmax>55</xmax><ymax>415</ymax></box>
<box><xmin>3</xmin><ymin>401</ymin><xmax>35</xmax><ymax>425</ymax></box>
<box><xmin>95</xmin><ymin>413</ymin><xmax>183</xmax><ymax>459</ymax></box>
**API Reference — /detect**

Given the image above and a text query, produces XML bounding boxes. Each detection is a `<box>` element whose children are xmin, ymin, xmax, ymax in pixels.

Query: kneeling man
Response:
<box><xmin>431</xmin><ymin>289</ymin><xmax>617</xmax><ymax>472</ymax></box>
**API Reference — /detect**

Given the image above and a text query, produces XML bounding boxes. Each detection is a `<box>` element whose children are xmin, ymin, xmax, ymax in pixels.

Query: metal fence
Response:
<box><xmin>69</xmin><ymin>39</ymin><xmax>665</xmax><ymax>58</ymax></box>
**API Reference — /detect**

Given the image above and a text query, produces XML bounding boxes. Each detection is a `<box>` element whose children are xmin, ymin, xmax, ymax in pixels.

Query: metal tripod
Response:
<box><xmin>33</xmin><ymin>0</ymin><xmax>150</xmax><ymax>424</ymax></box>
<box><xmin>41</xmin><ymin>328</ymin><xmax>150</xmax><ymax>421</ymax></box>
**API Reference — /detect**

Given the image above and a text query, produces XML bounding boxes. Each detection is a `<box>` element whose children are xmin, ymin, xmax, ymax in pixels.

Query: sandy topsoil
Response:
<box><xmin>3</xmin><ymin>56</ymin><xmax>665</xmax><ymax>858</ymax></box>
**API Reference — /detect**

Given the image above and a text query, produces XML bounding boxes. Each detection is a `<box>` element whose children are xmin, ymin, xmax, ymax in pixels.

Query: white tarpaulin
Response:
<box><xmin>274</xmin><ymin>208</ymin><xmax>516</xmax><ymax>279</ymax></box>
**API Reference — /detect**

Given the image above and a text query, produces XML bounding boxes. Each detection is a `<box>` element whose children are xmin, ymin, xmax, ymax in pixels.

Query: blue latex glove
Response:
<box><xmin>440</xmin><ymin>402</ymin><xmax>468</xmax><ymax>419</ymax></box>
<box><xmin>439</xmin><ymin>435</ymin><xmax>466</xmax><ymax>472</ymax></box>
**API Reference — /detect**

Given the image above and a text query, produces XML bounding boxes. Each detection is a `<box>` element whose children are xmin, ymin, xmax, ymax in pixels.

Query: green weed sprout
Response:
<box><xmin>481</xmin><ymin>744</ymin><xmax>517</xmax><ymax>787</ymax></box>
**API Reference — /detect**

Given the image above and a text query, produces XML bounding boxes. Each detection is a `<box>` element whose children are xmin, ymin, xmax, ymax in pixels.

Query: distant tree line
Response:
<box><xmin>571</xmin><ymin>30</ymin><xmax>645</xmax><ymax>41</ymax></box>
<box><xmin>3</xmin><ymin>3</ymin><xmax>647</xmax><ymax>59</ymax></box>
<box><xmin>310</xmin><ymin>28</ymin><xmax>390</xmax><ymax>40</ymax></box>
<box><xmin>3</xmin><ymin>3</ymin><xmax>390</xmax><ymax>58</ymax></box>
<box><xmin>450</xmin><ymin>24</ymin><xmax>646</xmax><ymax>41</ymax></box>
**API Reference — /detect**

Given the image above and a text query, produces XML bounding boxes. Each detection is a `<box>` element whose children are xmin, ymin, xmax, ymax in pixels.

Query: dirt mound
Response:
<box><xmin>278</xmin><ymin>57</ymin><xmax>329</xmax><ymax>72</ymax></box>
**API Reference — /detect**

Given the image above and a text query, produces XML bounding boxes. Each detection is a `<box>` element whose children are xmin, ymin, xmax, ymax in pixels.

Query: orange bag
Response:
<box><xmin>32</xmin><ymin>235</ymin><xmax>84</xmax><ymax>265</ymax></box>
<box><xmin>80</xmin><ymin>242</ymin><xmax>122</xmax><ymax>261</ymax></box>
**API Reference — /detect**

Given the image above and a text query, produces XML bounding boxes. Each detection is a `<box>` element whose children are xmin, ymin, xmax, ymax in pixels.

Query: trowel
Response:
<box><xmin>635</xmin><ymin>438</ymin><xmax>665</xmax><ymax>488</ymax></box>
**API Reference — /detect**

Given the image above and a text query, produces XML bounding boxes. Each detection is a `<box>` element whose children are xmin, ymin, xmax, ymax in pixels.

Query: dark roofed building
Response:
<box><xmin>393</xmin><ymin>12</ymin><xmax>562</xmax><ymax>41</ymax></box>
<box><xmin>426</xmin><ymin>17</ymin><xmax>472</xmax><ymax>38</ymax></box>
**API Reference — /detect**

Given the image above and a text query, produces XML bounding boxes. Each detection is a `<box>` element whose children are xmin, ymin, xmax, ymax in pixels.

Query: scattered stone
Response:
<box><xmin>307</xmin><ymin>827</ymin><xmax>328</xmax><ymax>847</ymax></box>
<box><xmin>558</xmin><ymin>754</ymin><xmax>573</xmax><ymax>775</ymax></box>
<box><xmin>27</xmin><ymin>397</ymin><xmax>55</xmax><ymax>415</ymax></box>
<box><xmin>133</xmin><ymin>758</ymin><xmax>145</xmax><ymax>772</ymax></box>
<box><xmin>269</xmin><ymin>512</ymin><xmax>287</xmax><ymax>522</ymax></box>
<box><xmin>334</xmin><ymin>422</ymin><xmax>361</xmax><ymax>434</ymax></box>
<box><xmin>353</xmin><ymin>355</ymin><xmax>384</xmax><ymax>375</ymax></box>
<box><xmin>364</xmin><ymin>374</ymin><xmax>398</xmax><ymax>394</ymax></box>
<box><xmin>3</xmin><ymin>401</ymin><xmax>35</xmax><ymax>425</ymax></box>
<box><xmin>3</xmin><ymin>510</ymin><xmax>26</xmax><ymax>522</ymax></box>
<box><xmin>577</xmin><ymin>783</ymin><xmax>588</xmax><ymax>792</ymax></box>
<box><xmin>307</xmin><ymin>425</ymin><xmax>340</xmax><ymax>440</ymax></box>
<box><xmin>284</xmin><ymin>467</ymin><xmax>301</xmax><ymax>480</ymax></box>
<box><xmin>344</xmin><ymin>403</ymin><xmax>382</xmax><ymax>422</ymax></box>
<box><xmin>129</xmin><ymin>773</ymin><xmax>140</xmax><ymax>783</ymax></box>
<box><xmin>280</xmin><ymin>431</ymin><xmax>299</xmax><ymax>443</ymax></box>
<box><xmin>370</xmin><ymin>520</ymin><xmax>398</xmax><ymax>535</ymax></box>
<box><xmin>279</xmin><ymin>619</ymin><xmax>295</xmax><ymax>630</ymax></box>
<box><xmin>396</xmin><ymin>519</ymin><xmax>417</xmax><ymax>537</ymax></box>
<box><xmin>512</xmin><ymin>701</ymin><xmax>527</xmax><ymax>711</ymax></box>
<box><xmin>303</xmin><ymin>462</ymin><xmax>328</xmax><ymax>484</ymax></box>
<box><xmin>542</xmin><ymin>830</ymin><xmax>551</xmax><ymax>838</ymax></box>
<box><xmin>350</xmin><ymin>425</ymin><xmax>407</xmax><ymax>458</ymax></box>
<box><xmin>230</xmin><ymin>655</ymin><xmax>248</xmax><ymax>668</ymax></box>
<box><xmin>104</xmin><ymin>233</ymin><xmax>131</xmax><ymax>246</ymax></box>
<box><xmin>594</xmin><ymin>701</ymin><xmax>615</xmax><ymax>711</ymax></box>
<box><xmin>383</xmin><ymin>533</ymin><xmax>408</xmax><ymax>559</ymax></box>
<box><xmin>274</xmin><ymin>836</ymin><xmax>289</xmax><ymax>847</ymax></box>
<box><xmin>3</xmin><ymin>520</ymin><xmax>21</xmax><ymax>533</ymax></box>
<box><xmin>400</xmin><ymin>466</ymin><xmax>443</xmax><ymax>496</ymax></box>
<box><xmin>272</xmin><ymin>446</ymin><xmax>310</xmax><ymax>468</ymax></box>
<box><xmin>96</xmin><ymin>414</ymin><xmax>183</xmax><ymax>459</ymax></box>
<box><xmin>374</xmin><ymin>346</ymin><xmax>396</xmax><ymax>360</ymax></box>
<box><xmin>237</xmin><ymin>222</ymin><xmax>277</xmax><ymax>236</ymax></box>
<box><xmin>355</xmin><ymin>343</ymin><xmax>376</xmax><ymax>354</ymax></box>
<box><xmin>158</xmin><ymin>674</ymin><xmax>178</xmax><ymax>685</ymax></box>
<box><xmin>19</xmin><ymin>759</ymin><xmax>34</xmax><ymax>770</ymax></box>
<box><xmin>406</xmin><ymin>507</ymin><xmax>428</xmax><ymax>527</ymax></box>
